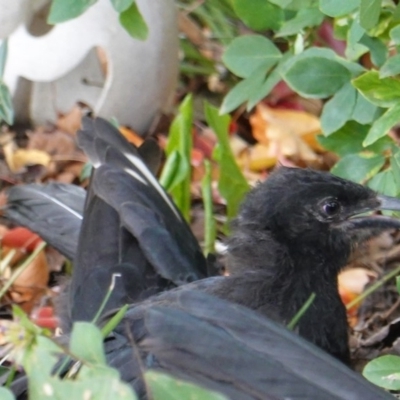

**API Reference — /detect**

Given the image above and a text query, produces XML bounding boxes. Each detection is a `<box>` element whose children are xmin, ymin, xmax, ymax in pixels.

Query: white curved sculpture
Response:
<box><xmin>2</xmin><ymin>0</ymin><xmax>178</xmax><ymax>133</ymax></box>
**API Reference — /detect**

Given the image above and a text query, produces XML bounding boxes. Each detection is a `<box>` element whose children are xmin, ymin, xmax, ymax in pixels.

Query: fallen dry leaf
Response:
<box><xmin>338</xmin><ymin>268</ymin><xmax>377</xmax><ymax>326</ymax></box>
<box><xmin>249</xmin><ymin>104</ymin><xmax>323</xmax><ymax>164</ymax></box>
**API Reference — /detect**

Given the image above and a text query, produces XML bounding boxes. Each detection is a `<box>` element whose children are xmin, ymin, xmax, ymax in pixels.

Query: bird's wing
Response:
<box><xmin>4</xmin><ymin>183</ymin><xmax>85</xmax><ymax>259</ymax></box>
<box><xmin>104</xmin><ymin>290</ymin><xmax>391</xmax><ymax>400</ymax></box>
<box><xmin>77</xmin><ymin>117</ymin><xmax>208</xmax><ymax>283</ymax></box>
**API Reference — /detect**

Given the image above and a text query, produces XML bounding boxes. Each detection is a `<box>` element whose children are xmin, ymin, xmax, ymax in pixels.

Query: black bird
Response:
<box><xmin>5</xmin><ymin>116</ymin><xmax>400</xmax><ymax>399</ymax></box>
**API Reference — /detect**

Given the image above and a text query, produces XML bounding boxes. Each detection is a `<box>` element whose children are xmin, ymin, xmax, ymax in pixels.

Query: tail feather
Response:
<box><xmin>4</xmin><ymin>183</ymin><xmax>85</xmax><ymax>259</ymax></box>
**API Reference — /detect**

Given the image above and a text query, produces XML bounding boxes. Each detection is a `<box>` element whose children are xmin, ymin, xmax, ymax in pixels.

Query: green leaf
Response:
<box><xmin>80</xmin><ymin>162</ymin><xmax>93</xmax><ymax>181</ymax></box>
<box><xmin>0</xmin><ymin>40</ymin><xmax>8</xmax><ymax>78</ymax></box>
<box><xmin>352</xmin><ymin>71</ymin><xmax>400</xmax><ymax>107</ymax></box>
<box><xmin>351</xmin><ymin>92</ymin><xmax>379</xmax><ymax>124</ymax></box>
<box><xmin>331</xmin><ymin>153</ymin><xmax>385</xmax><ymax>183</ymax></box>
<box><xmin>232</xmin><ymin>0</ymin><xmax>283</xmax><ymax>31</ymax></box>
<box><xmin>321</xmin><ymin>83</ymin><xmax>357</xmax><ymax>135</ymax></box>
<box><xmin>247</xmin><ymin>52</ymin><xmax>292</xmax><ymax>110</ymax></box>
<box><xmin>111</xmin><ymin>0</ymin><xmax>133</xmax><ymax>12</ymax></box>
<box><xmin>48</xmin><ymin>0</ymin><xmax>97</xmax><ymax>23</ymax></box>
<box><xmin>281</xmin><ymin>47</ymin><xmax>364</xmax><ymax>77</ymax></box>
<box><xmin>145</xmin><ymin>371</ymin><xmax>228</xmax><ymax>400</ymax></box>
<box><xmin>358</xmin><ymin>34</ymin><xmax>387</xmax><ymax>67</ymax></box>
<box><xmin>360</xmin><ymin>0</ymin><xmax>381</xmax><ymax>30</ymax></box>
<box><xmin>162</xmin><ymin>95</ymin><xmax>193</xmax><ymax>222</ymax></box>
<box><xmin>222</xmin><ymin>35</ymin><xmax>282</xmax><ymax>78</ymax></box>
<box><xmin>390</xmin><ymin>25</ymin><xmax>400</xmax><ymax>45</ymax></box>
<box><xmin>368</xmin><ymin>169</ymin><xmax>398</xmax><ymax>196</ymax></box>
<box><xmin>0</xmin><ymin>81</ymin><xmax>14</xmax><ymax>124</ymax></box>
<box><xmin>220</xmin><ymin>65</ymin><xmax>266</xmax><ymax>114</ymax></box>
<box><xmin>363</xmin><ymin>355</ymin><xmax>400</xmax><ymax>390</ymax></box>
<box><xmin>364</xmin><ymin>103</ymin><xmax>400</xmax><ymax>146</ymax></box>
<box><xmin>282</xmin><ymin>57</ymin><xmax>351</xmax><ymax>98</ymax></box>
<box><xmin>380</xmin><ymin>54</ymin><xmax>400</xmax><ymax>78</ymax></box>
<box><xmin>0</xmin><ymin>387</ymin><xmax>15</xmax><ymax>400</ymax></box>
<box><xmin>391</xmin><ymin>149</ymin><xmax>400</xmax><ymax>189</ymax></box>
<box><xmin>276</xmin><ymin>8</ymin><xmax>324</xmax><ymax>37</ymax></box>
<box><xmin>70</xmin><ymin>322</ymin><xmax>106</xmax><ymax>365</ymax></box>
<box><xmin>205</xmin><ymin>103</ymin><xmax>249</xmax><ymax>223</ymax></box>
<box><xmin>318</xmin><ymin>121</ymin><xmax>387</xmax><ymax>156</ymax></box>
<box><xmin>345</xmin><ymin>19</ymin><xmax>367</xmax><ymax>60</ymax></box>
<box><xmin>159</xmin><ymin>151</ymin><xmax>189</xmax><ymax>192</ymax></box>
<box><xmin>397</xmin><ymin>275</ymin><xmax>400</xmax><ymax>295</ymax></box>
<box><xmin>319</xmin><ymin>0</ymin><xmax>359</xmax><ymax>17</ymax></box>
<box><xmin>201</xmin><ymin>161</ymin><xmax>216</xmax><ymax>256</ymax></box>
<box><xmin>119</xmin><ymin>2</ymin><xmax>148</xmax><ymax>40</ymax></box>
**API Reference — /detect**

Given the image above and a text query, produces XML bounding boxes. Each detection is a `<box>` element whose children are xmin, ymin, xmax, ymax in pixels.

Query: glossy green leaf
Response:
<box><xmin>276</xmin><ymin>8</ymin><xmax>324</xmax><ymax>37</ymax></box>
<box><xmin>111</xmin><ymin>0</ymin><xmax>133</xmax><ymax>12</ymax></box>
<box><xmin>206</xmin><ymin>103</ymin><xmax>249</xmax><ymax>223</ymax></box>
<box><xmin>352</xmin><ymin>71</ymin><xmax>400</xmax><ymax>107</ymax></box>
<box><xmin>48</xmin><ymin>0</ymin><xmax>97</xmax><ymax>23</ymax></box>
<box><xmin>282</xmin><ymin>57</ymin><xmax>351</xmax><ymax>98</ymax></box>
<box><xmin>359</xmin><ymin>0</ymin><xmax>381</xmax><ymax>30</ymax></box>
<box><xmin>318</xmin><ymin>121</ymin><xmax>391</xmax><ymax>156</ymax></box>
<box><xmin>364</xmin><ymin>103</ymin><xmax>400</xmax><ymax>146</ymax></box>
<box><xmin>319</xmin><ymin>0</ymin><xmax>359</xmax><ymax>17</ymax></box>
<box><xmin>363</xmin><ymin>355</ymin><xmax>400</xmax><ymax>390</ymax></box>
<box><xmin>380</xmin><ymin>54</ymin><xmax>400</xmax><ymax>78</ymax></box>
<box><xmin>0</xmin><ymin>81</ymin><xmax>14</xmax><ymax>124</ymax></box>
<box><xmin>368</xmin><ymin>169</ymin><xmax>398</xmax><ymax>197</ymax></box>
<box><xmin>321</xmin><ymin>83</ymin><xmax>356</xmax><ymax>135</ymax></box>
<box><xmin>351</xmin><ymin>92</ymin><xmax>379</xmax><ymax>124</ymax></box>
<box><xmin>331</xmin><ymin>153</ymin><xmax>385</xmax><ymax>183</ymax></box>
<box><xmin>222</xmin><ymin>35</ymin><xmax>281</xmax><ymax>78</ymax></box>
<box><xmin>70</xmin><ymin>322</ymin><xmax>106</xmax><ymax>365</ymax></box>
<box><xmin>119</xmin><ymin>2</ymin><xmax>148</xmax><ymax>40</ymax></box>
<box><xmin>233</xmin><ymin>0</ymin><xmax>283</xmax><ymax>31</ymax></box>
<box><xmin>146</xmin><ymin>371</ymin><xmax>227</xmax><ymax>400</ymax></box>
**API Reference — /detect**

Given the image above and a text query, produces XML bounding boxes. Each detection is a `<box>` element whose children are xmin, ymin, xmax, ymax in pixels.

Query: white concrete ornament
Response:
<box><xmin>2</xmin><ymin>0</ymin><xmax>179</xmax><ymax>133</ymax></box>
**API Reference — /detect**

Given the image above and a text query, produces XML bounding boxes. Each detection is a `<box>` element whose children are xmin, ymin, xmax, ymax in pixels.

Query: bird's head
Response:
<box><xmin>229</xmin><ymin>167</ymin><xmax>400</xmax><ymax>273</ymax></box>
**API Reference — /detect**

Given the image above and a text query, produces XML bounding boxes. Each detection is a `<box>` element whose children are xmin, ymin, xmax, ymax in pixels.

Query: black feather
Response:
<box><xmin>4</xmin><ymin>183</ymin><xmax>85</xmax><ymax>259</ymax></box>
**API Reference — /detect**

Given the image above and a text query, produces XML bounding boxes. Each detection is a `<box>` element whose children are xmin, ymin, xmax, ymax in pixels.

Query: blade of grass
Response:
<box><xmin>346</xmin><ymin>264</ymin><xmax>400</xmax><ymax>310</ymax></box>
<box><xmin>0</xmin><ymin>242</ymin><xmax>46</xmax><ymax>300</ymax></box>
<box><xmin>201</xmin><ymin>160</ymin><xmax>216</xmax><ymax>255</ymax></box>
<box><xmin>287</xmin><ymin>292</ymin><xmax>316</xmax><ymax>330</ymax></box>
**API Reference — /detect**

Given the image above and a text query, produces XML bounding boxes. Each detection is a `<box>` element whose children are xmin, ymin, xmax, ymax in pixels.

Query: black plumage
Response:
<box><xmin>6</xmin><ymin>116</ymin><xmax>400</xmax><ymax>399</ymax></box>
<box><xmin>4</xmin><ymin>183</ymin><xmax>85</xmax><ymax>259</ymax></box>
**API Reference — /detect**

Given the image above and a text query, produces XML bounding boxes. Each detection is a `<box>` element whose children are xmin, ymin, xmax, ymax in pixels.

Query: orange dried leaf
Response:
<box><xmin>250</xmin><ymin>104</ymin><xmax>323</xmax><ymax>163</ymax></box>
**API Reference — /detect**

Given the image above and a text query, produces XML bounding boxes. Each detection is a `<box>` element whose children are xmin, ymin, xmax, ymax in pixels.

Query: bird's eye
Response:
<box><xmin>322</xmin><ymin>200</ymin><xmax>340</xmax><ymax>217</ymax></box>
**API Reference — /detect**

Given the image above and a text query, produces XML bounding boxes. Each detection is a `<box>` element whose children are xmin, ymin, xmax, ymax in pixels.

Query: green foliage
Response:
<box><xmin>220</xmin><ymin>0</ymin><xmax>400</xmax><ymax>194</ymax></box>
<box><xmin>145</xmin><ymin>371</ymin><xmax>228</xmax><ymax>400</ymax></box>
<box><xmin>363</xmin><ymin>355</ymin><xmax>400</xmax><ymax>390</ymax></box>
<box><xmin>48</xmin><ymin>0</ymin><xmax>148</xmax><ymax>40</ymax></box>
<box><xmin>205</xmin><ymin>102</ymin><xmax>250</xmax><ymax>224</ymax></box>
<box><xmin>160</xmin><ymin>94</ymin><xmax>193</xmax><ymax>222</ymax></box>
<box><xmin>0</xmin><ymin>41</ymin><xmax>13</xmax><ymax>125</ymax></box>
<box><xmin>201</xmin><ymin>160</ymin><xmax>217</xmax><ymax>256</ymax></box>
<box><xmin>119</xmin><ymin>2</ymin><xmax>148</xmax><ymax>40</ymax></box>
